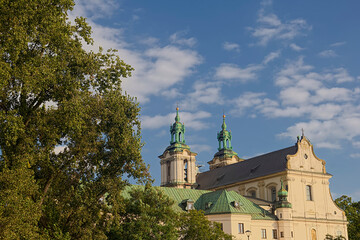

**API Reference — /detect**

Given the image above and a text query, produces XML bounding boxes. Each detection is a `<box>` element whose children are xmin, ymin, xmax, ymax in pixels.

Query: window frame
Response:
<box><xmin>238</xmin><ymin>223</ymin><xmax>244</xmax><ymax>234</ymax></box>
<box><xmin>246</xmin><ymin>187</ymin><xmax>257</xmax><ymax>198</ymax></box>
<box><xmin>272</xmin><ymin>229</ymin><xmax>278</xmax><ymax>239</ymax></box>
<box><xmin>306</xmin><ymin>185</ymin><xmax>313</xmax><ymax>201</ymax></box>
<box><xmin>261</xmin><ymin>229</ymin><xmax>267</xmax><ymax>239</ymax></box>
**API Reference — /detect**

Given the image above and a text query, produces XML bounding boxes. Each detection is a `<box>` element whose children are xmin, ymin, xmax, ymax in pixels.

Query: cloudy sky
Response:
<box><xmin>71</xmin><ymin>0</ymin><xmax>360</xmax><ymax>200</ymax></box>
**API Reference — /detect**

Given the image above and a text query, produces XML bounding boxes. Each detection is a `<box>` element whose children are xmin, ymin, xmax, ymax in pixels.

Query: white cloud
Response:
<box><xmin>330</xmin><ymin>41</ymin><xmax>346</xmax><ymax>47</ymax></box>
<box><xmin>122</xmin><ymin>45</ymin><xmax>202</xmax><ymax>102</ymax></box>
<box><xmin>352</xmin><ymin>141</ymin><xmax>360</xmax><ymax>148</ymax></box>
<box><xmin>215</xmin><ymin>63</ymin><xmax>263</xmax><ymax>83</ymax></box>
<box><xmin>70</xmin><ymin>2</ymin><xmax>203</xmax><ymax>103</ymax></box>
<box><xmin>229</xmin><ymin>57</ymin><xmax>360</xmax><ymax>149</ymax></box>
<box><xmin>332</xmin><ymin>68</ymin><xmax>354</xmax><ymax>83</ymax></box>
<box><xmin>141</xmin><ymin>111</ymin><xmax>212</xmax><ymax>130</ymax></box>
<box><xmin>263</xmin><ymin>50</ymin><xmax>281</xmax><ymax>64</ymax></box>
<box><xmin>231</xmin><ymin>92</ymin><xmax>268</xmax><ymax>116</ymax></box>
<box><xmin>289</xmin><ymin>43</ymin><xmax>304</xmax><ymax>51</ymax></box>
<box><xmin>181</xmin><ymin>81</ymin><xmax>223</xmax><ymax>111</ymax></box>
<box><xmin>72</xmin><ymin>0</ymin><xmax>118</xmax><ymax>20</ymax></box>
<box><xmin>223</xmin><ymin>42</ymin><xmax>240</xmax><ymax>52</ymax></box>
<box><xmin>279</xmin><ymin>87</ymin><xmax>310</xmax><ymax>105</ymax></box>
<box><xmin>169</xmin><ymin>32</ymin><xmax>197</xmax><ymax>47</ymax></box>
<box><xmin>318</xmin><ymin>49</ymin><xmax>337</xmax><ymax>58</ymax></box>
<box><xmin>350</xmin><ymin>153</ymin><xmax>360</xmax><ymax>158</ymax></box>
<box><xmin>249</xmin><ymin>3</ymin><xmax>311</xmax><ymax>46</ymax></box>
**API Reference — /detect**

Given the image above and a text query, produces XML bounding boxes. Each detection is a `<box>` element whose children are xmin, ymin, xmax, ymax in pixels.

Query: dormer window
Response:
<box><xmin>182</xmin><ymin>199</ymin><xmax>195</xmax><ymax>211</ymax></box>
<box><xmin>232</xmin><ymin>201</ymin><xmax>242</xmax><ymax>208</ymax></box>
<box><xmin>205</xmin><ymin>202</ymin><xmax>213</xmax><ymax>209</ymax></box>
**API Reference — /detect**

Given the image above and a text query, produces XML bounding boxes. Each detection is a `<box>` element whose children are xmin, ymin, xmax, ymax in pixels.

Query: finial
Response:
<box><xmin>221</xmin><ymin>113</ymin><xmax>227</xmax><ymax>131</ymax></box>
<box><xmin>175</xmin><ymin>106</ymin><xmax>180</xmax><ymax>122</ymax></box>
<box><xmin>301</xmin><ymin>128</ymin><xmax>304</xmax><ymax>137</ymax></box>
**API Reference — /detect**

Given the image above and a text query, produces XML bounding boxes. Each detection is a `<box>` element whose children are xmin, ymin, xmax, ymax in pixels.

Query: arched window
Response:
<box><xmin>266</xmin><ymin>183</ymin><xmax>278</xmax><ymax>202</ymax></box>
<box><xmin>179</xmin><ymin>132</ymin><xmax>182</xmax><ymax>142</ymax></box>
<box><xmin>249</xmin><ymin>190</ymin><xmax>256</xmax><ymax>198</ymax></box>
<box><xmin>184</xmin><ymin>160</ymin><xmax>188</xmax><ymax>182</ymax></box>
<box><xmin>167</xmin><ymin>162</ymin><xmax>171</xmax><ymax>182</ymax></box>
<box><xmin>311</xmin><ymin>229</ymin><xmax>317</xmax><ymax>240</ymax></box>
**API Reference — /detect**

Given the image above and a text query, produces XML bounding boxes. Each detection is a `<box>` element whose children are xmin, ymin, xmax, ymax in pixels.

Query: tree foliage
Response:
<box><xmin>0</xmin><ymin>0</ymin><xmax>149</xmax><ymax>239</ymax></box>
<box><xmin>325</xmin><ymin>234</ymin><xmax>346</xmax><ymax>240</ymax></box>
<box><xmin>335</xmin><ymin>195</ymin><xmax>360</xmax><ymax>240</ymax></box>
<box><xmin>108</xmin><ymin>185</ymin><xmax>233</xmax><ymax>240</ymax></box>
<box><xmin>108</xmin><ymin>185</ymin><xmax>179</xmax><ymax>240</ymax></box>
<box><xmin>179</xmin><ymin>210</ymin><xmax>233</xmax><ymax>240</ymax></box>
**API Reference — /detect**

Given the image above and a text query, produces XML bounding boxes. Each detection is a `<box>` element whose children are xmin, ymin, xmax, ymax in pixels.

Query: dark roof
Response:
<box><xmin>196</xmin><ymin>145</ymin><xmax>298</xmax><ymax>190</ymax></box>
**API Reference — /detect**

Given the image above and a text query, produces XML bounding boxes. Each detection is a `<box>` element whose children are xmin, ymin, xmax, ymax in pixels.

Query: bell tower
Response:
<box><xmin>159</xmin><ymin>107</ymin><xmax>197</xmax><ymax>188</ymax></box>
<box><xmin>208</xmin><ymin>114</ymin><xmax>243</xmax><ymax>170</ymax></box>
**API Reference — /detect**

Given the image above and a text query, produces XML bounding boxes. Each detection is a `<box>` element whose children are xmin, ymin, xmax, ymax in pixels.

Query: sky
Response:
<box><xmin>70</xmin><ymin>0</ymin><xmax>360</xmax><ymax>200</ymax></box>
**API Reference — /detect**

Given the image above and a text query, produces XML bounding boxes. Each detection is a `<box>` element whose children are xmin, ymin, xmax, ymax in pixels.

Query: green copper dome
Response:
<box><xmin>275</xmin><ymin>180</ymin><xmax>292</xmax><ymax>209</ymax></box>
<box><xmin>213</xmin><ymin>114</ymin><xmax>239</xmax><ymax>160</ymax></box>
<box><xmin>167</xmin><ymin>107</ymin><xmax>190</xmax><ymax>152</ymax></box>
<box><xmin>217</xmin><ymin>115</ymin><xmax>233</xmax><ymax>151</ymax></box>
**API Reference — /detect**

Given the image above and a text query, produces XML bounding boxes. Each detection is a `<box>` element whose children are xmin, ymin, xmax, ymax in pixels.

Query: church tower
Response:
<box><xmin>275</xmin><ymin>180</ymin><xmax>294</xmax><ymax>240</ymax></box>
<box><xmin>208</xmin><ymin>115</ymin><xmax>243</xmax><ymax>170</ymax></box>
<box><xmin>159</xmin><ymin>107</ymin><xmax>197</xmax><ymax>188</ymax></box>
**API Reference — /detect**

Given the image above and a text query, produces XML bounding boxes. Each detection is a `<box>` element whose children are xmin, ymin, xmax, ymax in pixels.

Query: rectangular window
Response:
<box><xmin>272</xmin><ymin>229</ymin><xmax>278</xmax><ymax>239</ymax></box>
<box><xmin>280</xmin><ymin>232</ymin><xmax>284</xmax><ymax>238</ymax></box>
<box><xmin>238</xmin><ymin>223</ymin><xmax>244</xmax><ymax>234</ymax></box>
<box><xmin>271</xmin><ymin>187</ymin><xmax>277</xmax><ymax>202</ymax></box>
<box><xmin>167</xmin><ymin>162</ymin><xmax>171</xmax><ymax>182</ymax></box>
<box><xmin>220</xmin><ymin>223</ymin><xmax>223</xmax><ymax>231</ymax></box>
<box><xmin>261</xmin><ymin>229</ymin><xmax>267</xmax><ymax>239</ymax></box>
<box><xmin>306</xmin><ymin>185</ymin><xmax>313</xmax><ymax>201</ymax></box>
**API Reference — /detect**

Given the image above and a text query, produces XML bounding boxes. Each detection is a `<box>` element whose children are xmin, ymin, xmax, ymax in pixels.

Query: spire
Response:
<box><xmin>169</xmin><ymin>107</ymin><xmax>187</xmax><ymax>148</ymax></box>
<box><xmin>208</xmin><ymin>114</ymin><xmax>242</xmax><ymax>170</ymax></box>
<box><xmin>217</xmin><ymin>114</ymin><xmax>232</xmax><ymax>151</ymax></box>
<box><xmin>175</xmin><ymin>107</ymin><xmax>180</xmax><ymax>122</ymax></box>
<box><xmin>275</xmin><ymin>180</ymin><xmax>292</xmax><ymax>209</ymax></box>
<box><xmin>221</xmin><ymin>114</ymin><xmax>227</xmax><ymax>131</ymax></box>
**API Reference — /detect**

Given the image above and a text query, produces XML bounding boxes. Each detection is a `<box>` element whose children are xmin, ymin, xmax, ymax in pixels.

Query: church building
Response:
<box><xmin>158</xmin><ymin>108</ymin><xmax>348</xmax><ymax>240</ymax></box>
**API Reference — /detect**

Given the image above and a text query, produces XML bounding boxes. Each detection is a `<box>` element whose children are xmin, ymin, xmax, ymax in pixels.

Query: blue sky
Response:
<box><xmin>71</xmin><ymin>0</ymin><xmax>360</xmax><ymax>200</ymax></box>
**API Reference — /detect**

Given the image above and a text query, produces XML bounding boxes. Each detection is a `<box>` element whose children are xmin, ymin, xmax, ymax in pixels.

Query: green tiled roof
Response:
<box><xmin>121</xmin><ymin>185</ymin><xmax>276</xmax><ymax>220</ymax></box>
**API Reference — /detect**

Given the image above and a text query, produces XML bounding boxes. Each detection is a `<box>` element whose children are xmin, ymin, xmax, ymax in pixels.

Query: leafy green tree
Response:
<box><xmin>335</xmin><ymin>195</ymin><xmax>360</xmax><ymax>240</ymax></box>
<box><xmin>179</xmin><ymin>210</ymin><xmax>234</xmax><ymax>240</ymax></box>
<box><xmin>108</xmin><ymin>185</ymin><xmax>233</xmax><ymax>240</ymax></box>
<box><xmin>325</xmin><ymin>234</ymin><xmax>346</xmax><ymax>240</ymax></box>
<box><xmin>0</xmin><ymin>0</ymin><xmax>148</xmax><ymax>239</ymax></box>
<box><xmin>108</xmin><ymin>185</ymin><xmax>179</xmax><ymax>240</ymax></box>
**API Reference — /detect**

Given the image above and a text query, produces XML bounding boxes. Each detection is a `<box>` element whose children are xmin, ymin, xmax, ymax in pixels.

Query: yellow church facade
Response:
<box><xmin>159</xmin><ymin>108</ymin><xmax>348</xmax><ymax>240</ymax></box>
